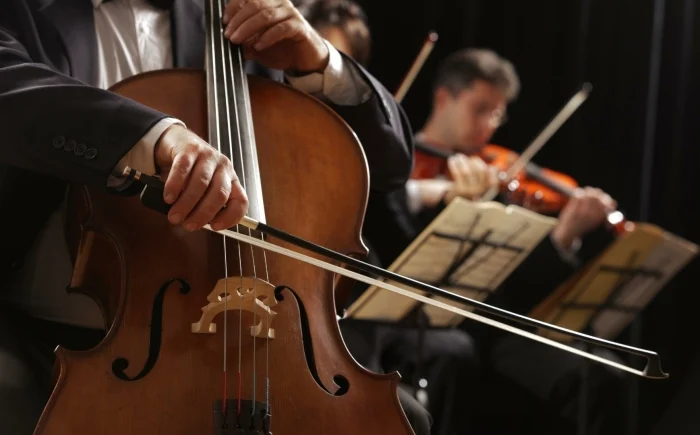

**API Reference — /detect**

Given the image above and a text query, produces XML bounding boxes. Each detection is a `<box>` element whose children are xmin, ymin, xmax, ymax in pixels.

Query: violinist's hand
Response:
<box><xmin>154</xmin><ymin>125</ymin><xmax>248</xmax><ymax>232</ymax></box>
<box><xmin>222</xmin><ymin>0</ymin><xmax>329</xmax><ymax>74</ymax></box>
<box><xmin>551</xmin><ymin>187</ymin><xmax>616</xmax><ymax>250</ymax></box>
<box><xmin>443</xmin><ymin>154</ymin><xmax>499</xmax><ymax>203</ymax></box>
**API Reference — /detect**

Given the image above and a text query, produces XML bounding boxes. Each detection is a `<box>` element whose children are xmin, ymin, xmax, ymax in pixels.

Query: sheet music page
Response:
<box><xmin>533</xmin><ymin>223</ymin><xmax>698</xmax><ymax>342</ymax></box>
<box><xmin>346</xmin><ymin>198</ymin><xmax>557</xmax><ymax>326</ymax></box>
<box><xmin>591</xmin><ymin>229</ymin><xmax>698</xmax><ymax>339</ymax></box>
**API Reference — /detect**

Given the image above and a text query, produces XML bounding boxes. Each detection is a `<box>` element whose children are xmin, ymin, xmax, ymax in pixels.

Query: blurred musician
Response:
<box><xmin>297</xmin><ymin>0</ymin><xmax>371</xmax><ymax>66</ymax></box>
<box><xmin>392</xmin><ymin>48</ymin><xmax>615</xmax><ymax>267</ymax></box>
<box><xmin>362</xmin><ymin>48</ymin><xmax>627</xmax><ymax>434</ymax></box>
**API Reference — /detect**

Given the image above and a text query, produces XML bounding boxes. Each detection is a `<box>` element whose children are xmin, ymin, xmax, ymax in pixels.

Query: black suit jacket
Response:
<box><xmin>0</xmin><ymin>0</ymin><xmax>414</xmax><ymax>281</ymax></box>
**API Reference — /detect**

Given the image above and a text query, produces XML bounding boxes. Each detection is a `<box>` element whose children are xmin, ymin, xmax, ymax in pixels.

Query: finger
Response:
<box><xmin>226</xmin><ymin>5</ymin><xmax>292</xmax><ymax>44</ymax></box>
<box><xmin>488</xmin><ymin>165</ymin><xmax>500</xmax><ymax>188</ymax></box>
<box><xmin>470</xmin><ymin>157</ymin><xmax>489</xmax><ymax>187</ymax></box>
<box><xmin>223</xmin><ymin>0</ymin><xmax>277</xmax><ymax>25</ymax></box>
<box><xmin>211</xmin><ymin>179</ymin><xmax>249</xmax><ymax>231</ymax></box>
<box><xmin>453</xmin><ymin>155</ymin><xmax>473</xmax><ymax>184</ymax></box>
<box><xmin>182</xmin><ymin>164</ymin><xmax>232</xmax><ymax>231</ymax></box>
<box><xmin>583</xmin><ymin>186</ymin><xmax>601</xmax><ymax>198</ymax></box>
<box><xmin>168</xmin><ymin>156</ymin><xmax>218</xmax><ymax>226</ymax></box>
<box><xmin>458</xmin><ymin>155</ymin><xmax>478</xmax><ymax>185</ymax></box>
<box><xmin>253</xmin><ymin>17</ymin><xmax>303</xmax><ymax>51</ymax></box>
<box><xmin>447</xmin><ymin>156</ymin><xmax>460</xmax><ymax>179</ymax></box>
<box><xmin>163</xmin><ymin>148</ymin><xmax>197</xmax><ymax>205</ymax></box>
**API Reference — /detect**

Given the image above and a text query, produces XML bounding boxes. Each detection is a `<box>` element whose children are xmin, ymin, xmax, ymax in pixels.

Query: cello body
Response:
<box><xmin>34</xmin><ymin>70</ymin><xmax>414</xmax><ymax>434</ymax></box>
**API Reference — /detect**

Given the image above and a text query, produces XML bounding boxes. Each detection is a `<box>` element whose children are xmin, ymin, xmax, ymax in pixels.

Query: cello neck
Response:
<box><xmin>205</xmin><ymin>0</ymin><xmax>266</xmax><ymax>222</ymax></box>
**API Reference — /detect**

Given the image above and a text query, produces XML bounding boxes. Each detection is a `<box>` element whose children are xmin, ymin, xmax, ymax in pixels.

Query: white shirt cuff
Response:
<box><xmin>284</xmin><ymin>40</ymin><xmax>372</xmax><ymax>106</ymax></box>
<box><xmin>405</xmin><ymin>180</ymin><xmax>425</xmax><ymax>215</ymax></box>
<box><xmin>107</xmin><ymin>117</ymin><xmax>185</xmax><ymax>187</ymax></box>
<box><xmin>551</xmin><ymin>234</ymin><xmax>582</xmax><ymax>266</ymax></box>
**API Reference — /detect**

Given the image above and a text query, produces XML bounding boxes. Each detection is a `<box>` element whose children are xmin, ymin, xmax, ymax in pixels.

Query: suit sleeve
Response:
<box><xmin>362</xmin><ymin>187</ymin><xmax>420</xmax><ymax>267</ymax></box>
<box><xmin>323</xmin><ymin>56</ymin><xmax>414</xmax><ymax>193</ymax></box>
<box><xmin>0</xmin><ymin>2</ymin><xmax>168</xmax><ymax>187</ymax></box>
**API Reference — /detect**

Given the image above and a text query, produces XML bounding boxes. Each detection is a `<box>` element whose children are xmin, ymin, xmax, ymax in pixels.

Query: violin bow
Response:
<box><xmin>394</xmin><ymin>31</ymin><xmax>439</xmax><ymax>103</ymax></box>
<box><xmin>480</xmin><ymin>83</ymin><xmax>592</xmax><ymax>202</ymax></box>
<box><xmin>127</xmin><ymin>168</ymin><xmax>666</xmax><ymax>380</ymax></box>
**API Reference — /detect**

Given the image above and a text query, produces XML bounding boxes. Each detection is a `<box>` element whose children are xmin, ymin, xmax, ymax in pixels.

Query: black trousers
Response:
<box><xmin>0</xmin><ymin>307</ymin><xmax>432</xmax><ymax>435</ymax></box>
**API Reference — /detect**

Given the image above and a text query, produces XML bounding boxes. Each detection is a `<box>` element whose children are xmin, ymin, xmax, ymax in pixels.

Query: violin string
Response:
<box><xmin>235</xmin><ymin>43</ymin><xmax>272</xmax><ymax>415</ymax></box>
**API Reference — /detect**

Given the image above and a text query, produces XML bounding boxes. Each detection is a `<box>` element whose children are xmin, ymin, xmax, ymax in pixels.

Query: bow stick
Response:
<box><xmin>126</xmin><ymin>168</ymin><xmax>667</xmax><ymax>380</ymax></box>
<box><xmin>480</xmin><ymin>83</ymin><xmax>592</xmax><ymax>202</ymax></box>
<box><xmin>394</xmin><ymin>31</ymin><xmax>438</xmax><ymax>103</ymax></box>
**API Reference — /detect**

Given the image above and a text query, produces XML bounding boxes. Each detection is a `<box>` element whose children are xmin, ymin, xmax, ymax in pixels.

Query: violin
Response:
<box><xmin>36</xmin><ymin>13</ymin><xmax>662</xmax><ymax>435</ymax></box>
<box><xmin>411</xmin><ymin>140</ymin><xmax>633</xmax><ymax>235</ymax></box>
<box><xmin>411</xmin><ymin>141</ymin><xmax>579</xmax><ymax>216</ymax></box>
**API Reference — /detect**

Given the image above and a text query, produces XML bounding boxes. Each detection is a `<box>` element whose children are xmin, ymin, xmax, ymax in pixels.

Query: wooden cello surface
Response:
<box><xmin>34</xmin><ymin>70</ymin><xmax>414</xmax><ymax>434</ymax></box>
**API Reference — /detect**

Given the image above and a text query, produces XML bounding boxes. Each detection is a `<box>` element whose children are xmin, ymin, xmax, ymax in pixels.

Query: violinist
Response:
<box><xmin>361</xmin><ymin>48</ymin><xmax>626</xmax><ymax>434</ymax></box>
<box><xmin>0</xmin><ymin>0</ymin><xmax>415</xmax><ymax>433</ymax></box>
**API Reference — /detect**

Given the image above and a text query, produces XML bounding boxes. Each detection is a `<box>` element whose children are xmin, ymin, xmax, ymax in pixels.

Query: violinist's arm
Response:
<box><xmin>404</xmin><ymin>179</ymin><xmax>452</xmax><ymax>213</ymax></box>
<box><xmin>404</xmin><ymin>154</ymin><xmax>499</xmax><ymax>212</ymax></box>
<box><xmin>0</xmin><ymin>5</ymin><xmax>169</xmax><ymax>187</ymax></box>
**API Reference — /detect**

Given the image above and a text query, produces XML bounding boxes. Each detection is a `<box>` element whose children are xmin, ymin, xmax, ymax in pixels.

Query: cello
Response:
<box><xmin>35</xmin><ymin>0</ymin><xmax>414</xmax><ymax>434</ymax></box>
<box><xmin>36</xmin><ymin>5</ymin><xmax>664</xmax><ymax>435</ymax></box>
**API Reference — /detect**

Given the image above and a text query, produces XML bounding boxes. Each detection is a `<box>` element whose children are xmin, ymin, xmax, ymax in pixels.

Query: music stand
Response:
<box><xmin>530</xmin><ymin>223</ymin><xmax>698</xmax><ymax>342</ymax></box>
<box><xmin>347</xmin><ymin>197</ymin><xmax>557</xmax><ymax>326</ymax></box>
<box><xmin>343</xmin><ymin>198</ymin><xmax>557</xmax><ymax>404</ymax></box>
<box><xmin>529</xmin><ymin>223</ymin><xmax>698</xmax><ymax>435</ymax></box>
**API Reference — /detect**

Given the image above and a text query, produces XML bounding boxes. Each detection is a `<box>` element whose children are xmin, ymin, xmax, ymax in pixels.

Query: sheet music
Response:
<box><xmin>346</xmin><ymin>198</ymin><xmax>557</xmax><ymax>326</ymax></box>
<box><xmin>533</xmin><ymin>223</ymin><xmax>698</xmax><ymax>342</ymax></box>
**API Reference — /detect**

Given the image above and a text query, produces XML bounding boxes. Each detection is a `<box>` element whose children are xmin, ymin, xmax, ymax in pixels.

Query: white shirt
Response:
<box><xmin>2</xmin><ymin>0</ymin><xmax>372</xmax><ymax>329</ymax></box>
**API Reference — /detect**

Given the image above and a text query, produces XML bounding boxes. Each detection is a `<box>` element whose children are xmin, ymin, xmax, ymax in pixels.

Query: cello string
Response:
<box><xmin>229</xmin><ymin>44</ymin><xmax>260</xmax><ymax>415</ymax></box>
<box><xmin>208</xmin><ymin>0</ymin><xmax>231</xmax><ymax>417</ymax></box>
<box><xmin>216</xmin><ymin>0</ymin><xmax>248</xmax><ymax>417</ymax></box>
<box><xmin>234</xmin><ymin>41</ymin><xmax>272</xmax><ymax>414</ymax></box>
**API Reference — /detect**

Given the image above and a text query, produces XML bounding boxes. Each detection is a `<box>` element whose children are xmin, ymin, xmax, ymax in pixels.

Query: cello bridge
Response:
<box><xmin>191</xmin><ymin>276</ymin><xmax>277</xmax><ymax>339</ymax></box>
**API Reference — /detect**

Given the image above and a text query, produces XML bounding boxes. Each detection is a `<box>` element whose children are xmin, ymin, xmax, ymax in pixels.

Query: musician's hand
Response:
<box><xmin>154</xmin><ymin>125</ymin><xmax>248</xmax><ymax>232</ymax></box>
<box><xmin>551</xmin><ymin>186</ymin><xmax>615</xmax><ymax>249</ymax></box>
<box><xmin>222</xmin><ymin>0</ymin><xmax>329</xmax><ymax>74</ymax></box>
<box><xmin>444</xmin><ymin>154</ymin><xmax>499</xmax><ymax>203</ymax></box>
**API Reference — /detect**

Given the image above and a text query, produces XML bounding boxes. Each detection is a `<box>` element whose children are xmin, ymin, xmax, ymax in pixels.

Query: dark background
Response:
<box><xmin>354</xmin><ymin>0</ymin><xmax>700</xmax><ymax>433</ymax></box>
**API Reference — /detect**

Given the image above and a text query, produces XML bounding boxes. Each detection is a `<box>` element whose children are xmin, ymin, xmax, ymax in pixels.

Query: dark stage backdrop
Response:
<box><xmin>354</xmin><ymin>0</ymin><xmax>700</xmax><ymax>433</ymax></box>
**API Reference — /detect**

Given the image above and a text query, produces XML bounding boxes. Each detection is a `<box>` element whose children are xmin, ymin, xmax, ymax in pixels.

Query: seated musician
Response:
<box><xmin>362</xmin><ymin>48</ymin><xmax>627</xmax><ymax>434</ymax></box>
<box><xmin>0</xmin><ymin>0</ymin><xmax>427</xmax><ymax>433</ymax></box>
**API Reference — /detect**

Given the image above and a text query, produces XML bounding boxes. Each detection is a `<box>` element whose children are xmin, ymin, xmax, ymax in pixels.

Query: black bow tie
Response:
<box><xmin>101</xmin><ymin>0</ymin><xmax>175</xmax><ymax>10</ymax></box>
